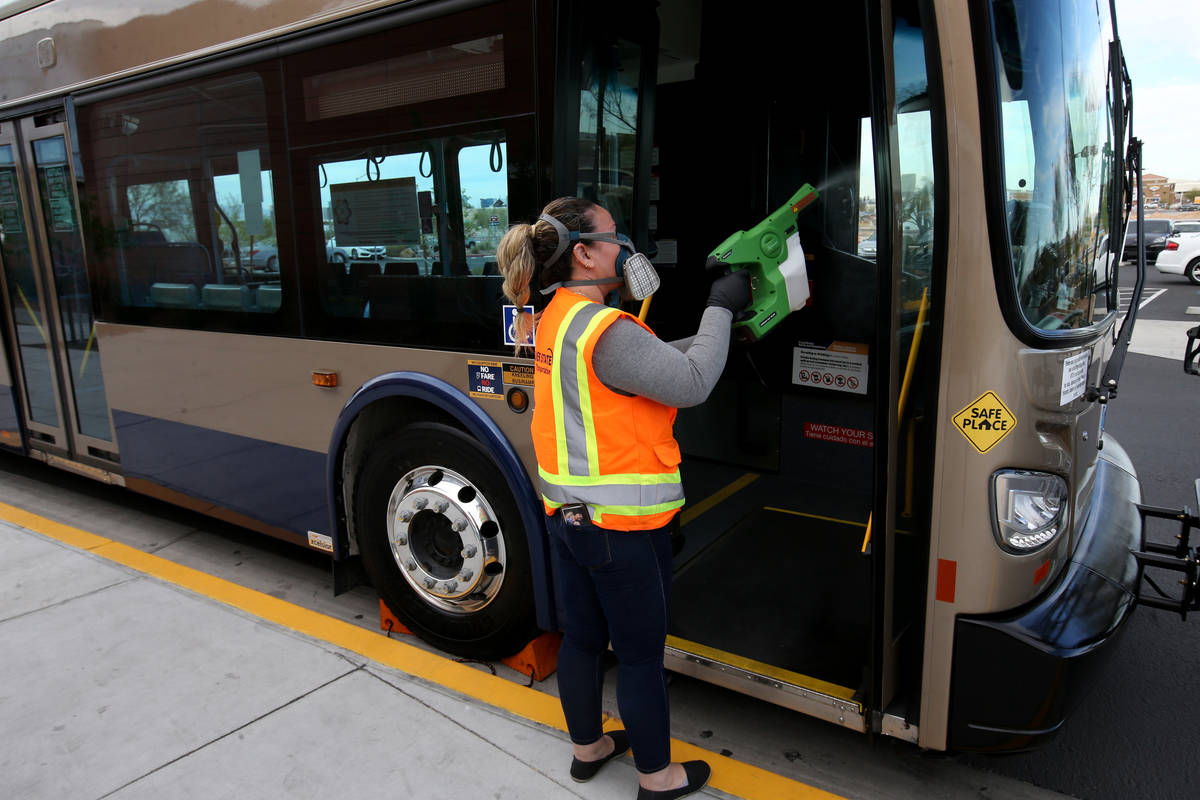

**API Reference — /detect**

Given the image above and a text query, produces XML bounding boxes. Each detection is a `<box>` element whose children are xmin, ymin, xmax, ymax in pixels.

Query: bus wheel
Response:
<box><xmin>1187</xmin><ymin>258</ymin><xmax>1200</xmax><ymax>285</ymax></box>
<box><xmin>354</xmin><ymin>422</ymin><xmax>537</xmax><ymax>659</ymax></box>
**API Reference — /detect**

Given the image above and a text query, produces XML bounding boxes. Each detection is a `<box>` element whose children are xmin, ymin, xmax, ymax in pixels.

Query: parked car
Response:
<box><xmin>1092</xmin><ymin>234</ymin><xmax>1116</xmax><ymax>287</ymax></box>
<box><xmin>1153</xmin><ymin>231</ymin><xmax>1200</xmax><ymax>284</ymax></box>
<box><xmin>1170</xmin><ymin>221</ymin><xmax>1200</xmax><ymax>234</ymax></box>
<box><xmin>239</xmin><ymin>243</ymin><xmax>278</xmax><ymax>270</ymax></box>
<box><xmin>326</xmin><ymin>238</ymin><xmax>386</xmax><ymax>262</ymax></box>
<box><xmin>1122</xmin><ymin>218</ymin><xmax>1173</xmax><ymax>264</ymax></box>
<box><xmin>857</xmin><ymin>232</ymin><xmax>877</xmax><ymax>259</ymax></box>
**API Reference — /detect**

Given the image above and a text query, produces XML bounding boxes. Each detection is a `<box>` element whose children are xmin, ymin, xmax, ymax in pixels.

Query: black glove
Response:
<box><xmin>706</xmin><ymin>270</ymin><xmax>752</xmax><ymax>312</ymax></box>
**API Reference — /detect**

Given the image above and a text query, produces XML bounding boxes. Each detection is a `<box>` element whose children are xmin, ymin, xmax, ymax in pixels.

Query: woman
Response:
<box><xmin>497</xmin><ymin>197</ymin><xmax>749</xmax><ymax>799</ymax></box>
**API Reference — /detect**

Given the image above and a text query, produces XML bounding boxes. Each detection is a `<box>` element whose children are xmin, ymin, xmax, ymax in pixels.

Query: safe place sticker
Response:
<box><xmin>951</xmin><ymin>390</ymin><xmax>1017</xmax><ymax>454</ymax></box>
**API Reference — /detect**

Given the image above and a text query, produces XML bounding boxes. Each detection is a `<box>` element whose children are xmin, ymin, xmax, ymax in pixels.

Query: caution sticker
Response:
<box><xmin>502</xmin><ymin>362</ymin><xmax>534</xmax><ymax>387</ymax></box>
<box><xmin>951</xmin><ymin>390</ymin><xmax>1017</xmax><ymax>453</ymax></box>
<box><xmin>468</xmin><ymin>360</ymin><xmax>504</xmax><ymax>400</ymax></box>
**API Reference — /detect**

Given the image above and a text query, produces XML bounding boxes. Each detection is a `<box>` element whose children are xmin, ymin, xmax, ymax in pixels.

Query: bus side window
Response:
<box><xmin>457</xmin><ymin>140</ymin><xmax>508</xmax><ymax>276</ymax></box>
<box><xmin>80</xmin><ymin>71</ymin><xmax>283</xmax><ymax>316</ymax></box>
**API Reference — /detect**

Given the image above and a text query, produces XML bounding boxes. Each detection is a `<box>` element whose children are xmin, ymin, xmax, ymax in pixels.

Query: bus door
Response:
<box><xmin>0</xmin><ymin>112</ymin><xmax>119</xmax><ymax>470</ymax></box>
<box><xmin>558</xmin><ymin>0</ymin><xmax>940</xmax><ymax>735</ymax></box>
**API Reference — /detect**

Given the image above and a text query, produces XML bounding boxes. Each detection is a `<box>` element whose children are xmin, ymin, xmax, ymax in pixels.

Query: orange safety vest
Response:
<box><xmin>531</xmin><ymin>288</ymin><xmax>685</xmax><ymax>531</ymax></box>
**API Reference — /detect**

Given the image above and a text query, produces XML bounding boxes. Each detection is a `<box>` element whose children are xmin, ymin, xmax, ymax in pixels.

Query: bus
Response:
<box><xmin>0</xmin><ymin>0</ymin><xmax>1192</xmax><ymax>753</ymax></box>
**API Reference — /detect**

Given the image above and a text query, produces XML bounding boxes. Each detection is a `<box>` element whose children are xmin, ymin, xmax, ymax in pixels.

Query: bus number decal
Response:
<box><xmin>951</xmin><ymin>390</ymin><xmax>1017</xmax><ymax>454</ymax></box>
<box><xmin>468</xmin><ymin>360</ymin><xmax>504</xmax><ymax>400</ymax></box>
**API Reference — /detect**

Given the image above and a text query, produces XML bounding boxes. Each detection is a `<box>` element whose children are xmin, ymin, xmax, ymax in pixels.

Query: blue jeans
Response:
<box><xmin>547</xmin><ymin>512</ymin><xmax>675</xmax><ymax>773</ymax></box>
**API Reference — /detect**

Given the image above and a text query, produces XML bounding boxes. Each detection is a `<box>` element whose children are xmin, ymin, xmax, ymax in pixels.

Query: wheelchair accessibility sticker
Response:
<box><xmin>502</xmin><ymin>305</ymin><xmax>535</xmax><ymax>346</ymax></box>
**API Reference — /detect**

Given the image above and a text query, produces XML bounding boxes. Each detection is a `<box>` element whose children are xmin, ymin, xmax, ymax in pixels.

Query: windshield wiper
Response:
<box><xmin>1089</xmin><ymin>7</ymin><xmax>1143</xmax><ymax>408</ymax></box>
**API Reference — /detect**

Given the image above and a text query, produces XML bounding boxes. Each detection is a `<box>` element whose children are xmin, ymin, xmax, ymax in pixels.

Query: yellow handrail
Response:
<box><xmin>862</xmin><ymin>287</ymin><xmax>930</xmax><ymax>554</ymax></box>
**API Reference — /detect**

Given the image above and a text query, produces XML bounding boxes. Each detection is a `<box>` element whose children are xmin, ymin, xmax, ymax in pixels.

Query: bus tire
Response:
<box><xmin>1186</xmin><ymin>258</ymin><xmax>1200</xmax><ymax>285</ymax></box>
<box><xmin>354</xmin><ymin>422</ymin><xmax>538</xmax><ymax>659</ymax></box>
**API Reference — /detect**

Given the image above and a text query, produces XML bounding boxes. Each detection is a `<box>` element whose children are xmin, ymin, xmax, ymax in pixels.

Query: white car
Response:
<box><xmin>1154</xmin><ymin>231</ymin><xmax>1200</xmax><ymax>284</ymax></box>
<box><xmin>326</xmin><ymin>238</ymin><xmax>386</xmax><ymax>263</ymax></box>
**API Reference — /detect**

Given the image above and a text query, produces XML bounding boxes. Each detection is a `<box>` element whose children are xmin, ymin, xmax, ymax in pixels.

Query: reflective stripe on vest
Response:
<box><xmin>539</xmin><ymin>299</ymin><xmax>684</xmax><ymax>524</ymax></box>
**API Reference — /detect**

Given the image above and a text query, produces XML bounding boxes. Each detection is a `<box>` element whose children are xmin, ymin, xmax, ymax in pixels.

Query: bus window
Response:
<box><xmin>312</xmin><ymin>131</ymin><xmax>516</xmax><ymax>351</ymax></box>
<box><xmin>576</xmin><ymin>38</ymin><xmax>641</xmax><ymax>237</ymax></box>
<box><xmin>125</xmin><ymin>180</ymin><xmax>196</xmax><ymax>242</ymax></box>
<box><xmin>79</xmin><ymin>70</ymin><xmax>285</xmax><ymax>316</ymax></box>
<box><xmin>458</xmin><ymin>140</ymin><xmax>508</xmax><ymax>275</ymax></box>
<box><xmin>991</xmin><ymin>0</ymin><xmax>1116</xmax><ymax>332</ymax></box>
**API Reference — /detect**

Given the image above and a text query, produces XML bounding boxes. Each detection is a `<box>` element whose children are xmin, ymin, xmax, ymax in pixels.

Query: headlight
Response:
<box><xmin>990</xmin><ymin>470</ymin><xmax>1068</xmax><ymax>553</ymax></box>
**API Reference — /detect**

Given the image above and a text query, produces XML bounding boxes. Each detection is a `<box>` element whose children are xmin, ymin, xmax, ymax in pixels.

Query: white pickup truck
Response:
<box><xmin>1154</xmin><ymin>231</ymin><xmax>1200</xmax><ymax>284</ymax></box>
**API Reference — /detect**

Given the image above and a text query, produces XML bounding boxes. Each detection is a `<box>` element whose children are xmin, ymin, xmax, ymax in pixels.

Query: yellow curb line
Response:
<box><xmin>0</xmin><ymin>500</ymin><xmax>845</xmax><ymax>800</ymax></box>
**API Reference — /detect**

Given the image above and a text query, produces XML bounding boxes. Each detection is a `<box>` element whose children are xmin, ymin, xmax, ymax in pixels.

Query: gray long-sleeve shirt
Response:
<box><xmin>591</xmin><ymin>306</ymin><xmax>733</xmax><ymax>408</ymax></box>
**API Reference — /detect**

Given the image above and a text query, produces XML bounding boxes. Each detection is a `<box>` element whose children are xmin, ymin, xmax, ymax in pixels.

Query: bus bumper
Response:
<box><xmin>947</xmin><ymin>438</ymin><xmax>1142</xmax><ymax>752</ymax></box>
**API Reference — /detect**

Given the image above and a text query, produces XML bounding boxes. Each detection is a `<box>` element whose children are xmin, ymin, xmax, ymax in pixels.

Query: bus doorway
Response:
<box><xmin>0</xmin><ymin>114</ymin><xmax>119</xmax><ymax>472</ymax></box>
<box><xmin>558</xmin><ymin>0</ymin><xmax>940</xmax><ymax>731</ymax></box>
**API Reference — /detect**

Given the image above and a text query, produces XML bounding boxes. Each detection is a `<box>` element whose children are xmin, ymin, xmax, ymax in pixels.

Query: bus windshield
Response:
<box><xmin>989</xmin><ymin>0</ymin><xmax>1116</xmax><ymax>332</ymax></box>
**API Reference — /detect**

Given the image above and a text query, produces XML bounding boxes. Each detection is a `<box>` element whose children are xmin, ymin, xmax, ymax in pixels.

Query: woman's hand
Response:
<box><xmin>706</xmin><ymin>270</ymin><xmax>752</xmax><ymax>312</ymax></box>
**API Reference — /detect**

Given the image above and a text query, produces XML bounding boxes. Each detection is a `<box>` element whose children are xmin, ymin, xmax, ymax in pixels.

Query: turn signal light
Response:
<box><xmin>312</xmin><ymin>370</ymin><xmax>338</xmax><ymax>388</ymax></box>
<box><xmin>506</xmin><ymin>387</ymin><xmax>529</xmax><ymax>413</ymax></box>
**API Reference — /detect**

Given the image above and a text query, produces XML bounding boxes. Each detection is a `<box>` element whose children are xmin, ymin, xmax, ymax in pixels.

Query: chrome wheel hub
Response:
<box><xmin>385</xmin><ymin>465</ymin><xmax>506</xmax><ymax>614</ymax></box>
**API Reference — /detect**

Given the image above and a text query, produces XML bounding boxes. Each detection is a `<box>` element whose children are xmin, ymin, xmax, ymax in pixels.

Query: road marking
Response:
<box><xmin>1138</xmin><ymin>288</ymin><xmax>1167</xmax><ymax>310</ymax></box>
<box><xmin>1186</xmin><ymin>306</ymin><xmax>1200</xmax><ymax>316</ymax></box>
<box><xmin>0</xmin><ymin>499</ymin><xmax>846</xmax><ymax>800</ymax></box>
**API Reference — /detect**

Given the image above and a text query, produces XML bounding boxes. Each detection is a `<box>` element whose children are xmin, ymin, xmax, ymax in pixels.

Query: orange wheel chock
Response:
<box><xmin>379</xmin><ymin>599</ymin><xmax>562</xmax><ymax>681</ymax></box>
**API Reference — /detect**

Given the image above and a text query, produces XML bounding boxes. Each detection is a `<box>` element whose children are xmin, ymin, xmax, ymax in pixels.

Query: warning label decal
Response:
<box><xmin>951</xmin><ymin>390</ymin><xmax>1017</xmax><ymax>453</ymax></box>
<box><xmin>468</xmin><ymin>360</ymin><xmax>504</xmax><ymax>400</ymax></box>
<box><xmin>792</xmin><ymin>341</ymin><xmax>868</xmax><ymax>395</ymax></box>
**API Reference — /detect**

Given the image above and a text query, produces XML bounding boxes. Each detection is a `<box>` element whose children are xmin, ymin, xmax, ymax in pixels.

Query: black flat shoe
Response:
<box><xmin>635</xmin><ymin>760</ymin><xmax>711</xmax><ymax>799</ymax></box>
<box><xmin>570</xmin><ymin>730</ymin><xmax>631</xmax><ymax>782</ymax></box>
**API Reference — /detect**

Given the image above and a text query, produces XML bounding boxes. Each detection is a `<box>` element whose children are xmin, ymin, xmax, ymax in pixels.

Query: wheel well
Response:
<box><xmin>338</xmin><ymin>396</ymin><xmax>462</xmax><ymax>557</ymax></box>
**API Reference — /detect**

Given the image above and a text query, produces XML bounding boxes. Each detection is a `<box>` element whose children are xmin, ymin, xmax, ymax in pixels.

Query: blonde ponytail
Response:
<box><xmin>497</xmin><ymin>197</ymin><xmax>597</xmax><ymax>352</ymax></box>
<box><xmin>497</xmin><ymin>223</ymin><xmax>537</xmax><ymax>348</ymax></box>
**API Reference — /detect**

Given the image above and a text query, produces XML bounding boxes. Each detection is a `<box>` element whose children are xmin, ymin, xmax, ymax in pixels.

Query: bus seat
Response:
<box><xmin>256</xmin><ymin>285</ymin><xmax>283</xmax><ymax>312</ymax></box>
<box><xmin>384</xmin><ymin>262</ymin><xmax>419</xmax><ymax>276</ymax></box>
<box><xmin>121</xmin><ymin>242</ymin><xmax>214</xmax><ymax>305</ymax></box>
<box><xmin>349</xmin><ymin>261</ymin><xmax>382</xmax><ymax>290</ymax></box>
<box><xmin>150</xmin><ymin>282</ymin><xmax>200</xmax><ymax>308</ymax></box>
<box><xmin>202</xmin><ymin>284</ymin><xmax>252</xmax><ymax>310</ymax></box>
<box><xmin>482</xmin><ymin>260</ymin><xmax>499</xmax><ymax>275</ymax></box>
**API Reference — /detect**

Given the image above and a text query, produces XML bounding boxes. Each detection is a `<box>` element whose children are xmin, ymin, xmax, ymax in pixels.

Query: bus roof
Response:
<box><xmin>0</xmin><ymin>0</ymin><xmax>407</xmax><ymax>111</ymax></box>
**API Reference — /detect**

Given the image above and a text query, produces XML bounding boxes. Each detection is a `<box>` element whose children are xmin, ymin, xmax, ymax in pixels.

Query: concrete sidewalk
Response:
<box><xmin>0</xmin><ymin>519</ymin><xmax>739</xmax><ymax>800</ymax></box>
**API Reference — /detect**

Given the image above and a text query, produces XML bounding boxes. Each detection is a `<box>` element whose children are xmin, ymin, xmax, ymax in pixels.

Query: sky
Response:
<box><xmin>1116</xmin><ymin>0</ymin><xmax>1200</xmax><ymax>182</ymax></box>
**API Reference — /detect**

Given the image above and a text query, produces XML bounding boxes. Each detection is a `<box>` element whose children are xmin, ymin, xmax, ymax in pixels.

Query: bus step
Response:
<box><xmin>378</xmin><ymin>600</ymin><xmax>562</xmax><ymax>681</ymax></box>
<box><xmin>1134</xmin><ymin>488</ymin><xmax>1200</xmax><ymax>619</ymax></box>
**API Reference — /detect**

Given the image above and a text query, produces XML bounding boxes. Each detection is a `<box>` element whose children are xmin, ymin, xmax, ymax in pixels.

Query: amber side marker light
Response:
<box><xmin>312</xmin><ymin>370</ymin><xmax>339</xmax><ymax>388</ymax></box>
<box><xmin>506</xmin><ymin>387</ymin><xmax>529</xmax><ymax>413</ymax></box>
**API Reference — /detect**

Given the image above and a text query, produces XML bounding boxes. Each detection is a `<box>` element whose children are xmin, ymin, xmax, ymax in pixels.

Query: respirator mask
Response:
<box><xmin>537</xmin><ymin>213</ymin><xmax>660</xmax><ymax>301</ymax></box>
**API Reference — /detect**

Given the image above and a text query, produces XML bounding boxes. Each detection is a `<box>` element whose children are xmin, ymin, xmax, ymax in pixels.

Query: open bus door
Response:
<box><xmin>554</xmin><ymin>0</ymin><xmax>940</xmax><ymax>737</ymax></box>
<box><xmin>0</xmin><ymin>112</ymin><xmax>120</xmax><ymax>477</ymax></box>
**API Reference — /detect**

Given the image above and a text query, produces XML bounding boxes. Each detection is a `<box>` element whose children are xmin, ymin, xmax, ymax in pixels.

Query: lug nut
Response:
<box><xmin>397</xmin><ymin>511</ymin><xmax>412</xmax><ymax>523</ymax></box>
<box><xmin>454</xmin><ymin>520</ymin><xmax>468</xmax><ymax>532</ymax></box>
<box><xmin>462</xmin><ymin>546</ymin><xmax>477</xmax><ymax>559</ymax></box>
<box><xmin>397</xmin><ymin>536</ymin><xmax>407</xmax><ymax>546</ymax></box>
<box><xmin>436</xmin><ymin>501</ymin><xmax>449</xmax><ymax>513</ymax></box>
<box><xmin>414</xmin><ymin>498</ymin><xmax>428</xmax><ymax>509</ymax></box>
<box><xmin>459</xmin><ymin>569</ymin><xmax>473</xmax><ymax>582</ymax></box>
<box><xmin>424</xmin><ymin>578</ymin><xmax>436</xmax><ymax>589</ymax></box>
<box><xmin>406</xmin><ymin>561</ymin><xmax>417</xmax><ymax>571</ymax></box>
<box><xmin>443</xmin><ymin>580</ymin><xmax>458</xmax><ymax>592</ymax></box>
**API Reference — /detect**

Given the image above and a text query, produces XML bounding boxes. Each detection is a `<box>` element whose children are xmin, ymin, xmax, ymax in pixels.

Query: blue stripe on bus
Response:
<box><xmin>112</xmin><ymin>409</ymin><xmax>328</xmax><ymax>536</ymax></box>
<box><xmin>329</xmin><ymin>372</ymin><xmax>556</xmax><ymax>632</ymax></box>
